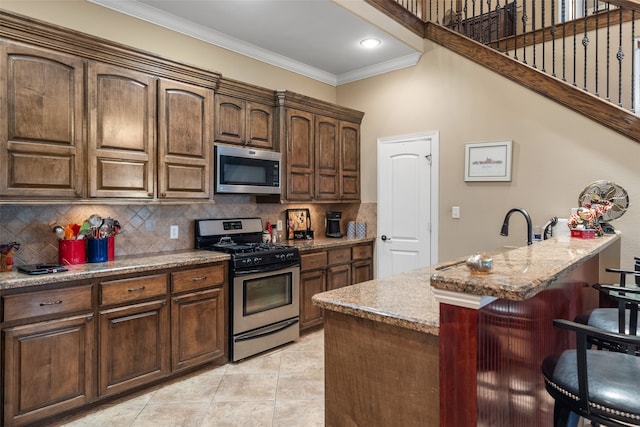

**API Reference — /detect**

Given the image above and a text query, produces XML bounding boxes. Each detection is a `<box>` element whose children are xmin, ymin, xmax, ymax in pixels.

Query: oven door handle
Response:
<box><xmin>234</xmin><ymin>261</ymin><xmax>300</xmax><ymax>276</ymax></box>
<box><xmin>234</xmin><ymin>318</ymin><xmax>299</xmax><ymax>342</ymax></box>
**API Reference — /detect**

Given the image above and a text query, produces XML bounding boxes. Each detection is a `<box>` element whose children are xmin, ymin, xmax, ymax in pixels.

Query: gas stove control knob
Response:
<box><xmin>254</xmin><ymin>257</ymin><xmax>261</xmax><ymax>264</ymax></box>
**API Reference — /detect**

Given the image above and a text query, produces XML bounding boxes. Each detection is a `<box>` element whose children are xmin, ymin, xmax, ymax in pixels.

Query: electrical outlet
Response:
<box><xmin>276</xmin><ymin>220</ymin><xmax>283</xmax><ymax>230</ymax></box>
<box><xmin>170</xmin><ymin>225</ymin><xmax>179</xmax><ymax>239</ymax></box>
<box><xmin>452</xmin><ymin>206</ymin><xmax>460</xmax><ymax>219</ymax></box>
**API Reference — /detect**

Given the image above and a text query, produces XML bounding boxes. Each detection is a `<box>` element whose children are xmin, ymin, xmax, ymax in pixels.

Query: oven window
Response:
<box><xmin>243</xmin><ymin>272</ymin><xmax>293</xmax><ymax>316</ymax></box>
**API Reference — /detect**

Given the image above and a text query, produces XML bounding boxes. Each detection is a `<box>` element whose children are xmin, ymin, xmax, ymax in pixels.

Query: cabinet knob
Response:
<box><xmin>148</xmin><ymin>192</ymin><xmax>154</xmax><ymax>197</ymax></box>
<box><xmin>161</xmin><ymin>192</ymin><xmax>167</xmax><ymax>198</ymax></box>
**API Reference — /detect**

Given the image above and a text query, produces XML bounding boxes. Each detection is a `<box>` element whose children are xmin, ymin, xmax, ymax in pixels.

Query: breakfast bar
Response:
<box><xmin>313</xmin><ymin>234</ymin><xmax>621</xmax><ymax>426</ymax></box>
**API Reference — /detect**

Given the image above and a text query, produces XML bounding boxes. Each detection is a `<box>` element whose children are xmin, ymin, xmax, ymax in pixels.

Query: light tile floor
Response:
<box><xmin>50</xmin><ymin>329</ymin><xmax>324</xmax><ymax>427</ymax></box>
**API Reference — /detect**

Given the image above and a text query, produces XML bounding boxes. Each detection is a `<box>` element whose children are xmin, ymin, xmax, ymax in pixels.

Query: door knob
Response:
<box><xmin>381</xmin><ymin>235</ymin><xmax>390</xmax><ymax>241</ymax></box>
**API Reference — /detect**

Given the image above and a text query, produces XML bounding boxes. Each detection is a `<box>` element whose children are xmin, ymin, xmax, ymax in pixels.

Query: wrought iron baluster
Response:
<box><xmin>617</xmin><ymin>7</ymin><xmax>624</xmax><ymax>107</ymax></box>
<box><xmin>572</xmin><ymin>5</ymin><xmax>578</xmax><ymax>86</ymax></box>
<box><xmin>631</xmin><ymin>10</ymin><xmax>636</xmax><ymax>112</ymax></box>
<box><xmin>583</xmin><ymin>0</ymin><xmax>590</xmax><ymax>90</ymax></box>
<box><xmin>551</xmin><ymin>0</ymin><xmax>557</xmax><ymax>76</ymax></box>
<box><xmin>595</xmin><ymin>0</ymin><xmax>600</xmax><ymax>97</ymax></box>
<box><xmin>513</xmin><ymin>0</ymin><xmax>518</xmax><ymax>60</ymax></box>
<box><xmin>541</xmin><ymin>0</ymin><xmax>546</xmax><ymax>72</ymax></box>
<box><xmin>562</xmin><ymin>0</ymin><xmax>567</xmax><ymax>81</ymax></box>
<box><xmin>522</xmin><ymin>0</ymin><xmax>528</xmax><ymax>63</ymax></box>
<box><xmin>532</xmin><ymin>0</ymin><xmax>537</xmax><ymax>68</ymax></box>
<box><xmin>606</xmin><ymin>1</ymin><xmax>611</xmax><ymax>102</ymax></box>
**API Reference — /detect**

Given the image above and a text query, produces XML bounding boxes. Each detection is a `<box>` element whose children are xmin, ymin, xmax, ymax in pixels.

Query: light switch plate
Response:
<box><xmin>170</xmin><ymin>225</ymin><xmax>179</xmax><ymax>239</ymax></box>
<box><xmin>452</xmin><ymin>206</ymin><xmax>460</xmax><ymax>219</ymax></box>
<box><xmin>276</xmin><ymin>220</ymin><xmax>283</xmax><ymax>230</ymax></box>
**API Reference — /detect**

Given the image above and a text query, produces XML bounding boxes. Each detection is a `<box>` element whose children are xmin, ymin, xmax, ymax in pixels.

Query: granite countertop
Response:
<box><xmin>430</xmin><ymin>233</ymin><xmax>620</xmax><ymax>300</ymax></box>
<box><xmin>0</xmin><ymin>249</ymin><xmax>230</xmax><ymax>292</ymax></box>
<box><xmin>313</xmin><ymin>265</ymin><xmax>439</xmax><ymax>335</ymax></box>
<box><xmin>313</xmin><ymin>233</ymin><xmax>620</xmax><ymax>336</ymax></box>
<box><xmin>0</xmin><ymin>237</ymin><xmax>374</xmax><ymax>292</ymax></box>
<box><xmin>289</xmin><ymin>236</ymin><xmax>375</xmax><ymax>251</ymax></box>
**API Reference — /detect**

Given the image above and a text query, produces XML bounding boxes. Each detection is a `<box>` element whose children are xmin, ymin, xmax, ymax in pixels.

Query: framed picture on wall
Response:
<box><xmin>464</xmin><ymin>140</ymin><xmax>512</xmax><ymax>182</ymax></box>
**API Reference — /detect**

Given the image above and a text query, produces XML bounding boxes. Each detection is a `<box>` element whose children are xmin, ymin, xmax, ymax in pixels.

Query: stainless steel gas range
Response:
<box><xmin>195</xmin><ymin>218</ymin><xmax>300</xmax><ymax>362</ymax></box>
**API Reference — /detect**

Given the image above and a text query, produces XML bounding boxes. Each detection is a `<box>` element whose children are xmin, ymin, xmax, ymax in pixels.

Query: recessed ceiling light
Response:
<box><xmin>360</xmin><ymin>38</ymin><xmax>381</xmax><ymax>49</ymax></box>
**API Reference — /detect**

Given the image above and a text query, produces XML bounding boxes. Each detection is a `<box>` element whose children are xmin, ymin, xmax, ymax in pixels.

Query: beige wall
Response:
<box><xmin>3</xmin><ymin>1</ymin><xmax>639</xmax><ymax>269</ymax></box>
<box><xmin>337</xmin><ymin>38</ymin><xmax>640</xmax><ymax>265</ymax></box>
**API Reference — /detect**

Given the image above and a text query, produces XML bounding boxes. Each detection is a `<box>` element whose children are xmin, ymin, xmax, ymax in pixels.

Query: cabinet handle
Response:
<box><xmin>148</xmin><ymin>192</ymin><xmax>154</xmax><ymax>197</ymax></box>
<box><xmin>127</xmin><ymin>286</ymin><xmax>146</xmax><ymax>292</ymax></box>
<box><xmin>192</xmin><ymin>276</ymin><xmax>207</xmax><ymax>281</ymax></box>
<box><xmin>40</xmin><ymin>300</ymin><xmax>62</xmax><ymax>306</ymax></box>
<box><xmin>86</xmin><ymin>314</ymin><xmax>93</xmax><ymax>322</ymax></box>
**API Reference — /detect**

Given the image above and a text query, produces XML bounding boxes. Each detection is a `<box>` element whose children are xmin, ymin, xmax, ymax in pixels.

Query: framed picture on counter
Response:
<box><xmin>464</xmin><ymin>140</ymin><xmax>512</xmax><ymax>182</ymax></box>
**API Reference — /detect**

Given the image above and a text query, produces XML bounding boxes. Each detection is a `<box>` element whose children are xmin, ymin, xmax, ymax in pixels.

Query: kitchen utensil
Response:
<box><xmin>52</xmin><ymin>225</ymin><xmax>65</xmax><ymax>239</ymax></box>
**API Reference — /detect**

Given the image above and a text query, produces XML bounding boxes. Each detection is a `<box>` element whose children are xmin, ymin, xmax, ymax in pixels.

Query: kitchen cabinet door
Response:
<box><xmin>215</xmin><ymin>94</ymin><xmax>245</xmax><ymax>145</ymax></box>
<box><xmin>300</xmin><ymin>269</ymin><xmax>326</xmax><ymax>329</ymax></box>
<box><xmin>315</xmin><ymin>116</ymin><xmax>340</xmax><ymax>200</ymax></box>
<box><xmin>339</xmin><ymin>121</ymin><xmax>361</xmax><ymax>201</ymax></box>
<box><xmin>171</xmin><ymin>288</ymin><xmax>225</xmax><ymax>371</ymax></box>
<box><xmin>327</xmin><ymin>263</ymin><xmax>351</xmax><ymax>291</ymax></box>
<box><xmin>87</xmin><ymin>62</ymin><xmax>156</xmax><ymax>198</ymax></box>
<box><xmin>158</xmin><ymin>78</ymin><xmax>213</xmax><ymax>199</ymax></box>
<box><xmin>352</xmin><ymin>259</ymin><xmax>373</xmax><ymax>284</ymax></box>
<box><xmin>246</xmin><ymin>101</ymin><xmax>274</xmax><ymax>149</ymax></box>
<box><xmin>286</xmin><ymin>109</ymin><xmax>314</xmax><ymax>201</ymax></box>
<box><xmin>0</xmin><ymin>41</ymin><xmax>85</xmax><ymax>198</ymax></box>
<box><xmin>3</xmin><ymin>314</ymin><xmax>95</xmax><ymax>427</ymax></box>
<box><xmin>98</xmin><ymin>299</ymin><xmax>169</xmax><ymax>397</ymax></box>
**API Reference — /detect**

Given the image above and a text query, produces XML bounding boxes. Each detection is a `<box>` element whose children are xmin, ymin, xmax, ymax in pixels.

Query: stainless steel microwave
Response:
<box><xmin>215</xmin><ymin>145</ymin><xmax>281</xmax><ymax>194</ymax></box>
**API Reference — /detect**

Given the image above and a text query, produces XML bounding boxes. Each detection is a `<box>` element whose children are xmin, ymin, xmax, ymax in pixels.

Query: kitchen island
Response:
<box><xmin>313</xmin><ymin>233</ymin><xmax>620</xmax><ymax>426</ymax></box>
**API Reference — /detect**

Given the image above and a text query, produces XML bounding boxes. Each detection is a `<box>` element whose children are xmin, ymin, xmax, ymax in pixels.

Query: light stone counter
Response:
<box><xmin>430</xmin><ymin>233</ymin><xmax>620</xmax><ymax>300</ymax></box>
<box><xmin>313</xmin><ymin>266</ymin><xmax>439</xmax><ymax>335</ymax></box>
<box><xmin>289</xmin><ymin>236</ymin><xmax>375</xmax><ymax>251</ymax></box>
<box><xmin>0</xmin><ymin>249</ymin><xmax>230</xmax><ymax>292</ymax></box>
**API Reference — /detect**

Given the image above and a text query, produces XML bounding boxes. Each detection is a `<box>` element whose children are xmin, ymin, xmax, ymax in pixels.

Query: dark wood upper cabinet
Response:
<box><xmin>0</xmin><ymin>41</ymin><xmax>85</xmax><ymax>198</ymax></box>
<box><xmin>158</xmin><ymin>78</ymin><xmax>213</xmax><ymax>199</ymax></box>
<box><xmin>87</xmin><ymin>62</ymin><xmax>156</xmax><ymax>198</ymax></box>
<box><xmin>286</xmin><ymin>108</ymin><xmax>315</xmax><ymax>201</ymax></box>
<box><xmin>339</xmin><ymin>121</ymin><xmax>361</xmax><ymax>201</ymax></box>
<box><xmin>275</xmin><ymin>90</ymin><xmax>364</xmax><ymax>203</ymax></box>
<box><xmin>214</xmin><ymin>78</ymin><xmax>275</xmax><ymax>150</ymax></box>
<box><xmin>315</xmin><ymin>116</ymin><xmax>340</xmax><ymax>200</ymax></box>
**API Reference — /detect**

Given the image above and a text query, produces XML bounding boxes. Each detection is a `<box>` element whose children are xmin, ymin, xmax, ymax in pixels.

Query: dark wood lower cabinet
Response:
<box><xmin>300</xmin><ymin>269</ymin><xmax>327</xmax><ymax>329</ymax></box>
<box><xmin>171</xmin><ymin>288</ymin><xmax>225</xmax><ymax>371</ymax></box>
<box><xmin>98</xmin><ymin>299</ymin><xmax>170</xmax><ymax>397</ymax></box>
<box><xmin>300</xmin><ymin>241</ymin><xmax>374</xmax><ymax>331</ymax></box>
<box><xmin>3</xmin><ymin>314</ymin><xmax>95</xmax><ymax>427</ymax></box>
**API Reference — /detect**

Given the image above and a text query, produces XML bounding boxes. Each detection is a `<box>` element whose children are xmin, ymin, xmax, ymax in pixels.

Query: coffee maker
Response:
<box><xmin>325</xmin><ymin>211</ymin><xmax>342</xmax><ymax>238</ymax></box>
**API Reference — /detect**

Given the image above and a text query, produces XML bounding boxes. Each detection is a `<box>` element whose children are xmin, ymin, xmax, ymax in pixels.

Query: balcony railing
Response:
<box><xmin>391</xmin><ymin>0</ymin><xmax>640</xmax><ymax>114</ymax></box>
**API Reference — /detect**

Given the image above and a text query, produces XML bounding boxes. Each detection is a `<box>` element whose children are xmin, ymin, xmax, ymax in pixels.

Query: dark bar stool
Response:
<box><xmin>574</xmin><ymin>260</ymin><xmax>640</xmax><ymax>343</ymax></box>
<box><xmin>542</xmin><ymin>319</ymin><xmax>640</xmax><ymax>426</ymax></box>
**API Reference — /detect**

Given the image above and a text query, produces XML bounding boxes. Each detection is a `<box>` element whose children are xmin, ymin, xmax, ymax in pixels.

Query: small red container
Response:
<box><xmin>58</xmin><ymin>239</ymin><xmax>86</xmax><ymax>265</ymax></box>
<box><xmin>570</xmin><ymin>229</ymin><xmax>596</xmax><ymax>239</ymax></box>
<box><xmin>107</xmin><ymin>236</ymin><xmax>115</xmax><ymax>261</ymax></box>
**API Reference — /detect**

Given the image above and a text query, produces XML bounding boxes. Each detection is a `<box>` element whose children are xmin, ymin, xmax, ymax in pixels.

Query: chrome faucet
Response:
<box><xmin>500</xmin><ymin>208</ymin><xmax>533</xmax><ymax>246</ymax></box>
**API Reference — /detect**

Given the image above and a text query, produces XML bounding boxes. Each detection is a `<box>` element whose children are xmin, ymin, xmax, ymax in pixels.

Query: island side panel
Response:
<box><xmin>439</xmin><ymin>304</ymin><xmax>478</xmax><ymax>426</ymax></box>
<box><xmin>439</xmin><ymin>255</ymin><xmax>601</xmax><ymax>426</ymax></box>
<box><xmin>324</xmin><ymin>310</ymin><xmax>439</xmax><ymax>427</ymax></box>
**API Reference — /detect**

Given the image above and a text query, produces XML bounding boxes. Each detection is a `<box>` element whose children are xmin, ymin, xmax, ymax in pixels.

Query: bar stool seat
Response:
<box><xmin>542</xmin><ymin>319</ymin><xmax>640</xmax><ymax>427</ymax></box>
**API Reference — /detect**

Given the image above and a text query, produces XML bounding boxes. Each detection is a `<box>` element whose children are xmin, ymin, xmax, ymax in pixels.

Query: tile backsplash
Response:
<box><xmin>0</xmin><ymin>196</ymin><xmax>376</xmax><ymax>265</ymax></box>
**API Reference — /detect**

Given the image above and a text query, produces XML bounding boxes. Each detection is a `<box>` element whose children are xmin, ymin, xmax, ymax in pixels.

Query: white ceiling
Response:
<box><xmin>88</xmin><ymin>0</ymin><xmax>422</xmax><ymax>86</ymax></box>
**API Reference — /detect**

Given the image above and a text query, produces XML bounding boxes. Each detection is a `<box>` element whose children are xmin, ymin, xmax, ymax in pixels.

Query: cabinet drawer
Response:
<box><xmin>171</xmin><ymin>264</ymin><xmax>226</xmax><ymax>294</ymax></box>
<box><xmin>352</xmin><ymin>244</ymin><xmax>373</xmax><ymax>260</ymax></box>
<box><xmin>328</xmin><ymin>248</ymin><xmax>351</xmax><ymax>265</ymax></box>
<box><xmin>301</xmin><ymin>252</ymin><xmax>327</xmax><ymax>271</ymax></box>
<box><xmin>3</xmin><ymin>285</ymin><xmax>93</xmax><ymax>322</ymax></box>
<box><xmin>100</xmin><ymin>274</ymin><xmax>167</xmax><ymax>306</ymax></box>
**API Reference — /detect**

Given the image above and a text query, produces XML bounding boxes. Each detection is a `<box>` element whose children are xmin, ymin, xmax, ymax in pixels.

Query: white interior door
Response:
<box><xmin>377</xmin><ymin>132</ymin><xmax>438</xmax><ymax>279</ymax></box>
